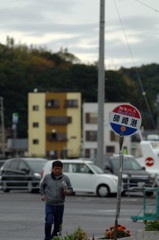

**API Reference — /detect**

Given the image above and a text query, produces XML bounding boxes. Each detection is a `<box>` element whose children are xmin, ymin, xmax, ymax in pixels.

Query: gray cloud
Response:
<box><xmin>0</xmin><ymin>0</ymin><xmax>158</xmax><ymax>68</ymax></box>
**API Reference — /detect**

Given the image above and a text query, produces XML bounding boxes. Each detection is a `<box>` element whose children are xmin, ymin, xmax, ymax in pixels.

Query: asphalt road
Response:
<box><xmin>0</xmin><ymin>191</ymin><xmax>147</xmax><ymax>240</ymax></box>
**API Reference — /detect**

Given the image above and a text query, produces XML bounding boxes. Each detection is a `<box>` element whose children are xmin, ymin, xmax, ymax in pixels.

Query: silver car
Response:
<box><xmin>1</xmin><ymin>158</ymin><xmax>48</xmax><ymax>192</ymax></box>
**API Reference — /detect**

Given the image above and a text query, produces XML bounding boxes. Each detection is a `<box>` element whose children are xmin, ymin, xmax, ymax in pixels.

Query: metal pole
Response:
<box><xmin>114</xmin><ymin>131</ymin><xmax>124</xmax><ymax>240</ymax></box>
<box><xmin>0</xmin><ymin>97</ymin><xmax>5</xmax><ymax>158</ymax></box>
<box><xmin>97</xmin><ymin>0</ymin><xmax>105</xmax><ymax>169</ymax></box>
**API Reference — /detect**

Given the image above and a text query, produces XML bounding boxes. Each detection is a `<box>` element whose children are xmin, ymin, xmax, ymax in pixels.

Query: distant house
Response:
<box><xmin>28</xmin><ymin>91</ymin><xmax>81</xmax><ymax>159</ymax></box>
<box><xmin>82</xmin><ymin>102</ymin><xmax>131</xmax><ymax>159</ymax></box>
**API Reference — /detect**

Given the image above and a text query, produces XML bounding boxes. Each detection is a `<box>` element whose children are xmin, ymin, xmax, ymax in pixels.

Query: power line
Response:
<box><xmin>113</xmin><ymin>0</ymin><xmax>157</xmax><ymax>130</ymax></box>
<box><xmin>135</xmin><ymin>0</ymin><xmax>159</xmax><ymax>13</ymax></box>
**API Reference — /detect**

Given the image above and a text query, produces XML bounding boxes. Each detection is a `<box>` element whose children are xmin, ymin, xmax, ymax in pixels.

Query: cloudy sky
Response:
<box><xmin>0</xmin><ymin>0</ymin><xmax>159</xmax><ymax>69</ymax></box>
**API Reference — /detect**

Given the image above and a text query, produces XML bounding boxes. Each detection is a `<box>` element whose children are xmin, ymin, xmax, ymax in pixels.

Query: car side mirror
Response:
<box><xmin>21</xmin><ymin>168</ymin><xmax>30</xmax><ymax>174</ymax></box>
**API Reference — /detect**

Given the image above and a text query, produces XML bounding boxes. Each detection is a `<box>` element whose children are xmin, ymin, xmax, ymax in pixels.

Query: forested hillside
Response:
<box><xmin>0</xmin><ymin>37</ymin><xmax>159</xmax><ymax>138</ymax></box>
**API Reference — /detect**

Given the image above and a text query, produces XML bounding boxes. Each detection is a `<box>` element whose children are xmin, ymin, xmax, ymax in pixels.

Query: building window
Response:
<box><xmin>85</xmin><ymin>149</ymin><xmax>90</xmax><ymax>158</ymax></box>
<box><xmin>47</xmin><ymin>132</ymin><xmax>67</xmax><ymax>142</ymax></box>
<box><xmin>46</xmin><ymin>116</ymin><xmax>72</xmax><ymax>125</ymax></box>
<box><xmin>86</xmin><ymin>113</ymin><xmax>97</xmax><ymax>123</ymax></box>
<box><xmin>110</xmin><ymin>130</ymin><xmax>119</xmax><ymax>142</ymax></box>
<box><xmin>33</xmin><ymin>139</ymin><xmax>39</xmax><ymax>144</ymax></box>
<box><xmin>46</xmin><ymin>99</ymin><xmax>59</xmax><ymax>108</ymax></box>
<box><xmin>86</xmin><ymin>131</ymin><xmax>97</xmax><ymax>141</ymax></box>
<box><xmin>33</xmin><ymin>122</ymin><xmax>39</xmax><ymax>127</ymax></box>
<box><xmin>48</xmin><ymin>150</ymin><xmax>58</xmax><ymax>159</ymax></box>
<box><xmin>61</xmin><ymin>149</ymin><xmax>68</xmax><ymax>159</ymax></box>
<box><xmin>64</xmin><ymin>99</ymin><xmax>78</xmax><ymax>108</ymax></box>
<box><xmin>33</xmin><ymin>105</ymin><xmax>39</xmax><ymax>111</ymax></box>
<box><xmin>70</xmin><ymin>136</ymin><xmax>77</xmax><ymax>139</ymax></box>
<box><xmin>52</xmin><ymin>132</ymin><xmax>57</xmax><ymax>141</ymax></box>
<box><xmin>85</xmin><ymin>148</ymin><xmax>97</xmax><ymax>158</ymax></box>
<box><xmin>106</xmin><ymin>146</ymin><xmax>115</xmax><ymax>153</ymax></box>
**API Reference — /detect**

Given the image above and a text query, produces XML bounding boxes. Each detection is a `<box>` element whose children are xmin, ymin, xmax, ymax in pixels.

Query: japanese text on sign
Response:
<box><xmin>118</xmin><ymin>106</ymin><xmax>137</xmax><ymax>117</ymax></box>
<box><xmin>112</xmin><ymin>113</ymin><xmax>139</xmax><ymax>129</ymax></box>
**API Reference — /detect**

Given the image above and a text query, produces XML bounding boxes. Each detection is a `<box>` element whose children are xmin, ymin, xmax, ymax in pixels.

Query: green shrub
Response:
<box><xmin>53</xmin><ymin>226</ymin><xmax>89</xmax><ymax>240</ymax></box>
<box><xmin>144</xmin><ymin>220</ymin><xmax>159</xmax><ymax>231</ymax></box>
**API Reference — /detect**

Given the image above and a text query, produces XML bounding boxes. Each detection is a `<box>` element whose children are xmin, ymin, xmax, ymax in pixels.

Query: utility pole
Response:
<box><xmin>97</xmin><ymin>0</ymin><xmax>105</xmax><ymax>169</ymax></box>
<box><xmin>156</xmin><ymin>94</ymin><xmax>159</xmax><ymax>136</ymax></box>
<box><xmin>12</xmin><ymin>113</ymin><xmax>18</xmax><ymax>157</ymax></box>
<box><xmin>0</xmin><ymin>97</ymin><xmax>5</xmax><ymax>158</ymax></box>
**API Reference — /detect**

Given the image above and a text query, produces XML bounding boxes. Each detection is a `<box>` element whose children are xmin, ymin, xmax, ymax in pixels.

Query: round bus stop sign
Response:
<box><xmin>110</xmin><ymin>104</ymin><xmax>142</xmax><ymax>136</ymax></box>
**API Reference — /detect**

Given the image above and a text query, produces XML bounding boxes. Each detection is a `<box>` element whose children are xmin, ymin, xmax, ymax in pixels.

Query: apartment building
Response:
<box><xmin>82</xmin><ymin>102</ymin><xmax>131</xmax><ymax>159</ymax></box>
<box><xmin>28</xmin><ymin>92</ymin><xmax>81</xmax><ymax>159</ymax></box>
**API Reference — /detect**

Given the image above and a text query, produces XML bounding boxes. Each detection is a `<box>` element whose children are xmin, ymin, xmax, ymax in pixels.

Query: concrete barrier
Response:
<box><xmin>94</xmin><ymin>237</ymin><xmax>135</xmax><ymax>240</ymax></box>
<box><xmin>135</xmin><ymin>230</ymin><xmax>159</xmax><ymax>240</ymax></box>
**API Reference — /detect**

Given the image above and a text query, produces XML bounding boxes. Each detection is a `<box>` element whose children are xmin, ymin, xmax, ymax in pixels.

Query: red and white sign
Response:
<box><xmin>110</xmin><ymin>104</ymin><xmax>142</xmax><ymax>136</ymax></box>
<box><xmin>145</xmin><ymin>157</ymin><xmax>154</xmax><ymax>167</ymax></box>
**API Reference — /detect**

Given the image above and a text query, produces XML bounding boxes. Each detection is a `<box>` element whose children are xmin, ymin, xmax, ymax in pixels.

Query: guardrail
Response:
<box><xmin>122</xmin><ymin>176</ymin><xmax>155</xmax><ymax>194</ymax></box>
<box><xmin>0</xmin><ymin>174</ymin><xmax>41</xmax><ymax>191</ymax></box>
<box><xmin>1</xmin><ymin>180</ymin><xmax>40</xmax><ymax>188</ymax></box>
<box><xmin>0</xmin><ymin>174</ymin><xmax>156</xmax><ymax>193</ymax></box>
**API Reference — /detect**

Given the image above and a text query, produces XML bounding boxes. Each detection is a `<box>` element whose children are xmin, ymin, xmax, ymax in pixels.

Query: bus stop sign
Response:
<box><xmin>110</xmin><ymin>104</ymin><xmax>142</xmax><ymax>136</ymax></box>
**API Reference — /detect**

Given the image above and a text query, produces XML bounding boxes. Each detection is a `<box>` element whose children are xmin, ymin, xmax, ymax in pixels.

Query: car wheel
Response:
<box><xmin>27</xmin><ymin>181</ymin><xmax>33</xmax><ymax>193</ymax></box>
<box><xmin>121</xmin><ymin>191</ymin><xmax>127</xmax><ymax>196</ymax></box>
<box><xmin>33</xmin><ymin>189</ymin><xmax>40</xmax><ymax>193</ymax></box>
<box><xmin>146</xmin><ymin>191</ymin><xmax>153</xmax><ymax>197</ymax></box>
<box><xmin>2</xmin><ymin>181</ymin><xmax>10</xmax><ymax>192</ymax></box>
<box><xmin>133</xmin><ymin>219</ymin><xmax>137</xmax><ymax>222</ymax></box>
<box><xmin>97</xmin><ymin>184</ymin><xmax>110</xmax><ymax>197</ymax></box>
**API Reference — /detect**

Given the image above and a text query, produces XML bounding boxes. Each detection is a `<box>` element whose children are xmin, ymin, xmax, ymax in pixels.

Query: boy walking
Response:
<box><xmin>40</xmin><ymin>160</ymin><xmax>73</xmax><ymax>240</ymax></box>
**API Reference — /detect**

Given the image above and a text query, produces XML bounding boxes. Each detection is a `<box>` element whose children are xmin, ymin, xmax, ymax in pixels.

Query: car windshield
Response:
<box><xmin>111</xmin><ymin>157</ymin><xmax>142</xmax><ymax>171</ymax></box>
<box><xmin>26</xmin><ymin>160</ymin><xmax>47</xmax><ymax>171</ymax></box>
<box><xmin>88</xmin><ymin>163</ymin><xmax>104</xmax><ymax>174</ymax></box>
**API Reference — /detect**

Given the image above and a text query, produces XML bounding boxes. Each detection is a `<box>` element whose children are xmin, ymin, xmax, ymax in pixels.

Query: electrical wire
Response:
<box><xmin>135</xmin><ymin>0</ymin><xmax>159</xmax><ymax>13</ymax></box>
<box><xmin>113</xmin><ymin>0</ymin><xmax>157</xmax><ymax>130</ymax></box>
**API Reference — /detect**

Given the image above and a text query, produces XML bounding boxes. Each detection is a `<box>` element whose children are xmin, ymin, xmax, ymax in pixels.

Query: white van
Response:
<box><xmin>41</xmin><ymin>159</ymin><xmax>118</xmax><ymax>197</ymax></box>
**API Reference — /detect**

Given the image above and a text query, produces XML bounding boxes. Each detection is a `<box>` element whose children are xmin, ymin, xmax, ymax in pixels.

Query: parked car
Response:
<box><xmin>104</xmin><ymin>154</ymin><xmax>154</xmax><ymax>195</ymax></box>
<box><xmin>0</xmin><ymin>160</ymin><xmax>6</xmax><ymax>168</ymax></box>
<box><xmin>0</xmin><ymin>158</ymin><xmax>48</xmax><ymax>192</ymax></box>
<box><xmin>0</xmin><ymin>160</ymin><xmax>6</xmax><ymax>189</ymax></box>
<box><xmin>41</xmin><ymin>159</ymin><xmax>118</xmax><ymax>197</ymax></box>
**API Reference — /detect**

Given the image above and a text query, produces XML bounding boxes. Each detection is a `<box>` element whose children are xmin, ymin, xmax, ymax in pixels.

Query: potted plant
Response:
<box><xmin>135</xmin><ymin>220</ymin><xmax>159</xmax><ymax>240</ymax></box>
<box><xmin>93</xmin><ymin>224</ymin><xmax>134</xmax><ymax>240</ymax></box>
<box><xmin>53</xmin><ymin>226</ymin><xmax>89</xmax><ymax>240</ymax></box>
<box><xmin>144</xmin><ymin>220</ymin><xmax>159</xmax><ymax>231</ymax></box>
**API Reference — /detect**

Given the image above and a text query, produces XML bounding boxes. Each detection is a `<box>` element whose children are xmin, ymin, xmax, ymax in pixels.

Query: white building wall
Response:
<box><xmin>83</xmin><ymin>102</ymin><xmax>131</xmax><ymax>158</ymax></box>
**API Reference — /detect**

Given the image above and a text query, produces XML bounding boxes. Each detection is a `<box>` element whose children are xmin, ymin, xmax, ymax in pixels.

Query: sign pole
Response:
<box><xmin>114</xmin><ymin>131</ymin><xmax>124</xmax><ymax>240</ymax></box>
<box><xmin>109</xmin><ymin>104</ymin><xmax>142</xmax><ymax>240</ymax></box>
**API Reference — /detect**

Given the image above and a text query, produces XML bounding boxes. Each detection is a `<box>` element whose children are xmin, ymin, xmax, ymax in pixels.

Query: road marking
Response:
<box><xmin>97</xmin><ymin>209</ymin><xmax>138</xmax><ymax>213</ymax></box>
